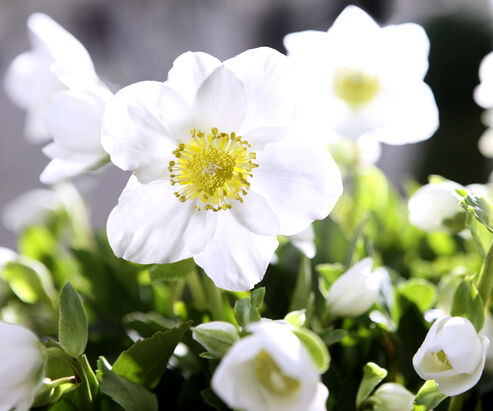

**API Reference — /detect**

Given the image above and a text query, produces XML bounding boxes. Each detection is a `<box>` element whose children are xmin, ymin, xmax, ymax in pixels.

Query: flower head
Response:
<box><xmin>413</xmin><ymin>316</ymin><xmax>489</xmax><ymax>396</ymax></box>
<box><xmin>283</xmin><ymin>5</ymin><xmax>438</xmax><ymax>147</ymax></box>
<box><xmin>102</xmin><ymin>48</ymin><xmax>342</xmax><ymax>291</ymax></box>
<box><xmin>211</xmin><ymin>320</ymin><xmax>328</xmax><ymax>411</ymax></box>
<box><xmin>0</xmin><ymin>322</ymin><xmax>46</xmax><ymax>411</ymax></box>
<box><xmin>370</xmin><ymin>383</ymin><xmax>414</xmax><ymax>411</ymax></box>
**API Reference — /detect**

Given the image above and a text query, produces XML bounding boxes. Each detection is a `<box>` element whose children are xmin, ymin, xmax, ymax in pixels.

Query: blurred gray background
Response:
<box><xmin>1</xmin><ymin>0</ymin><xmax>492</xmax><ymax>248</ymax></box>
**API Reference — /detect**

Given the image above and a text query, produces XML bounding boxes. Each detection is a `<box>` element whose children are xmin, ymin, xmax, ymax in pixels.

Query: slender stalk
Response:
<box><xmin>186</xmin><ymin>270</ymin><xmax>208</xmax><ymax>310</ymax></box>
<box><xmin>447</xmin><ymin>395</ymin><xmax>464</xmax><ymax>411</ymax></box>
<box><xmin>203</xmin><ymin>274</ymin><xmax>224</xmax><ymax>321</ymax></box>
<box><xmin>476</xmin><ymin>240</ymin><xmax>493</xmax><ymax>306</ymax></box>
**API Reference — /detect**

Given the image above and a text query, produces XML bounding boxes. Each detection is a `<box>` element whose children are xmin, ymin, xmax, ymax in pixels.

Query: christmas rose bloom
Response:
<box><xmin>413</xmin><ymin>316</ymin><xmax>489</xmax><ymax>396</ymax></box>
<box><xmin>0</xmin><ymin>322</ymin><xmax>46</xmax><ymax>411</ymax></box>
<box><xmin>211</xmin><ymin>320</ymin><xmax>328</xmax><ymax>411</ymax></box>
<box><xmin>283</xmin><ymin>5</ymin><xmax>438</xmax><ymax>148</ymax></box>
<box><xmin>101</xmin><ymin>48</ymin><xmax>343</xmax><ymax>291</ymax></box>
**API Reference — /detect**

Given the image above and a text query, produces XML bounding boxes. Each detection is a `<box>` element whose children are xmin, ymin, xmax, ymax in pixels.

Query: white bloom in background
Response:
<box><xmin>481</xmin><ymin>312</ymin><xmax>493</xmax><ymax>374</ymax></box>
<box><xmin>326</xmin><ymin>258</ymin><xmax>382</xmax><ymax>317</ymax></box>
<box><xmin>4</xmin><ymin>13</ymin><xmax>98</xmax><ymax>142</ymax></box>
<box><xmin>370</xmin><ymin>383</ymin><xmax>414</xmax><ymax>411</ymax></box>
<box><xmin>283</xmin><ymin>5</ymin><xmax>438</xmax><ymax>148</ymax></box>
<box><xmin>0</xmin><ymin>321</ymin><xmax>46</xmax><ymax>411</ymax></box>
<box><xmin>413</xmin><ymin>316</ymin><xmax>489</xmax><ymax>396</ymax></box>
<box><xmin>474</xmin><ymin>51</ymin><xmax>493</xmax><ymax>114</ymax></box>
<box><xmin>408</xmin><ymin>181</ymin><xmax>463</xmax><ymax>232</ymax></box>
<box><xmin>287</xmin><ymin>224</ymin><xmax>316</xmax><ymax>259</ymax></box>
<box><xmin>102</xmin><ymin>48</ymin><xmax>343</xmax><ymax>291</ymax></box>
<box><xmin>211</xmin><ymin>320</ymin><xmax>328</xmax><ymax>411</ymax></box>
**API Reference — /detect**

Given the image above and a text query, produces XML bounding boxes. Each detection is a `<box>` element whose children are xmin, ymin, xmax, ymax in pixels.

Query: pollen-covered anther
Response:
<box><xmin>169</xmin><ymin>128</ymin><xmax>258</xmax><ymax>211</ymax></box>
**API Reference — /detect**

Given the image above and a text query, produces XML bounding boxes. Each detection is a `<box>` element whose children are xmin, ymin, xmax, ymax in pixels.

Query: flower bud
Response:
<box><xmin>192</xmin><ymin>321</ymin><xmax>239</xmax><ymax>357</ymax></box>
<box><xmin>326</xmin><ymin>258</ymin><xmax>381</xmax><ymax>317</ymax></box>
<box><xmin>0</xmin><ymin>321</ymin><xmax>46</xmax><ymax>411</ymax></box>
<box><xmin>370</xmin><ymin>383</ymin><xmax>414</xmax><ymax>411</ymax></box>
<box><xmin>413</xmin><ymin>316</ymin><xmax>489</xmax><ymax>396</ymax></box>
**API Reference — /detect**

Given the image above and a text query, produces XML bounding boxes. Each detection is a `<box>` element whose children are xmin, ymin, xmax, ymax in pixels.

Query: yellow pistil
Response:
<box><xmin>169</xmin><ymin>128</ymin><xmax>258</xmax><ymax>211</ymax></box>
<box><xmin>433</xmin><ymin>350</ymin><xmax>453</xmax><ymax>370</ymax></box>
<box><xmin>333</xmin><ymin>67</ymin><xmax>380</xmax><ymax>107</ymax></box>
<box><xmin>253</xmin><ymin>349</ymin><xmax>301</xmax><ymax>395</ymax></box>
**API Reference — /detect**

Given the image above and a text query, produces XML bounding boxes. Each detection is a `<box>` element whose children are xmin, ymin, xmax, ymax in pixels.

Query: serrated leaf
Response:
<box><xmin>413</xmin><ymin>380</ymin><xmax>447</xmax><ymax>410</ymax></box>
<box><xmin>112</xmin><ymin>322</ymin><xmax>190</xmax><ymax>389</ymax></box>
<box><xmin>398</xmin><ymin>279</ymin><xmax>437</xmax><ymax>313</ymax></box>
<box><xmin>149</xmin><ymin>258</ymin><xmax>195</xmax><ymax>282</ymax></box>
<box><xmin>293</xmin><ymin>328</ymin><xmax>330</xmax><ymax>373</ymax></box>
<box><xmin>234</xmin><ymin>287</ymin><xmax>265</xmax><ymax>327</ymax></box>
<box><xmin>58</xmin><ymin>282</ymin><xmax>88</xmax><ymax>358</ymax></box>
<box><xmin>451</xmin><ymin>278</ymin><xmax>484</xmax><ymax>332</ymax></box>
<box><xmin>98</xmin><ymin>357</ymin><xmax>157</xmax><ymax>411</ymax></box>
<box><xmin>356</xmin><ymin>362</ymin><xmax>388</xmax><ymax>409</ymax></box>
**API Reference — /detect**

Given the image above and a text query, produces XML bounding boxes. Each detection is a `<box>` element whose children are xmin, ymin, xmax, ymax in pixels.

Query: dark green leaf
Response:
<box><xmin>149</xmin><ymin>258</ymin><xmax>195</xmax><ymax>282</ymax></box>
<box><xmin>234</xmin><ymin>287</ymin><xmax>265</xmax><ymax>327</ymax></box>
<box><xmin>451</xmin><ymin>278</ymin><xmax>485</xmax><ymax>332</ymax></box>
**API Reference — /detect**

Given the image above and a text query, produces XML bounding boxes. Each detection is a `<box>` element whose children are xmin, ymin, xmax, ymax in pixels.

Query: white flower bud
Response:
<box><xmin>0</xmin><ymin>321</ymin><xmax>46</xmax><ymax>411</ymax></box>
<box><xmin>192</xmin><ymin>321</ymin><xmax>239</xmax><ymax>357</ymax></box>
<box><xmin>370</xmin><ymin>383</ymin><xmax>414</xmax><ymax>411</ymax></box>
<box><xmin>326</xmin><ymin>258</ymin><xmax>382</xmax><ymax>317</ymax></box>
<box><xmin>408</xmin><ymin>182</ymin><xmax>463</xmax><ymax>232</ymax></box>
<box><xmin>413</xmin><ymin>316</ymin><xmax>489</xmax><ymax>396</ymax></box>
<box><xmin>211</xmin><ymin>320</ymin><xmax>328</xmax><ymax>411</ymax></box>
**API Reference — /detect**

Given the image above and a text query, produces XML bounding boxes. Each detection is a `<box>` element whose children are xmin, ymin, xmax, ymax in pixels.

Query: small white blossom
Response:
<box><xmin>413</xmin><ymin>316</ymin><xmax>489</xmax><ymax>396</ymax></box>
<box><xmin>101</xmin><ymin>48</ymin><xmax>342</xmax><ymax>291</ymax></box>
<box><xmin>370</xmin><ymin>383</ymin><xmax>414</xmax><ymax>411</ymax></box>
<box><xmin>0</xmin><ymin>322</ymin><xmax>46</xmax><ymax>411</ymax></box>
<box><xmin>211</xmin><ymin>320</ymin><xmax>328</xmax><ymax>411</ymax></box>
<box><xmin>287</xmin><ymin>224</ymin><xmax>316</xmax><ymax>259</ymax></box>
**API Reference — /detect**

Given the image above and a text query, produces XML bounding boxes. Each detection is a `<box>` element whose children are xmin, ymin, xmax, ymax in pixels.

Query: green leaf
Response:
<box><xmin>398</xmin><ymin>279</ymin><xmax>437</xmax><ymax>313</ymax></box>
<box><xmin>413</xmin><ymin>380</ymin><xmax>447</xmax><ymax>410</ymax></box>
<box><xmin>292</xmin><ymin>328</ymin><xmax>330</xmax><ymax>373</ymax></box>
<box><xmin>58</xmin><ymin>282</ymin><xmax>88</xmax><ymax>357</ymax></box>
<box><xmin>451</xmin><ymin>278</ymin><xmax>485</xmax><ymax>332</ymax></box>
<box><xmin>234</xmin><ymin>287</ymin><xmax>265</xmax><ymax>327</ymax></box>
<box><xmin>200</xmin><ymin>388</ymin><xmax>230</xmax><ymax>411</ymax></box>
<box><xmin>290</xmin><ymin>256</ymin><xmax>312</xmax><ymax>311</ymax></box>
<box><xmin>112</xmin><ymin>322</ymin><xmax>190</xmax><ymax>389</ymax></box>
<box><xmin>461</xmin><ymin>193</ymin><xmax>493</xmax><ymax>233</ymax></box>
<box><xmin>356</xmin><ymin>362</ymin><xmax>388</xmax><ymax>409</ymax></box>
<box><xmin>284</xmin><ymin>309</ymin><xmax>306</xmax><ymax>328</ymax></box>
<box><xmin>149</xmin><ymin>258</ymin><xmax>195</xmax><ymax>282</ymax></box>
<box><xmin>320</xmin><ymin>328</ymin><xmax>347</xmax><ymax>346</ymax></box>
<box><xmin>98</xmin><ymin>357</ymin><xmax>157</xmax><ymax>411</ymax></box>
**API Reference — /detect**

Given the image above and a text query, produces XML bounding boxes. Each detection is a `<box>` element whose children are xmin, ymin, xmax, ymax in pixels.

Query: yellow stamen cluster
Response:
<box><xmin>434</xmin><ymin>349</ymin><xmax>453</xmax><ymax>369</ymax></box>
<box><xmin>169</xmin><ymin>128</ymin><xmax>258</xmax><ymax>211</ymax></box>
<box><xmin>254</xmin><ymin>349</ymin><xmax>301</xmax><ymax>395</ymax></box>
<box><xmin>333</xmin><ymin>67</ymin><xmax>380</xmax><ymax>107</ymax></box>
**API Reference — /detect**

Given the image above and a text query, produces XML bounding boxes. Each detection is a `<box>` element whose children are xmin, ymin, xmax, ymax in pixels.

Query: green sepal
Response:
<box><xmin>292</xmin><ymin>328</ymin><xmax>330</xmax><ymax>373</ymax></box>
<box><xmin>356</xmin><ymin>362</ymin><xmax>388</xmax><ymax>409</ymax></box>
<box><xmin>413</xmin><ymin>380</ymin><xmax>447</xmax><ymax>410</ymax></box>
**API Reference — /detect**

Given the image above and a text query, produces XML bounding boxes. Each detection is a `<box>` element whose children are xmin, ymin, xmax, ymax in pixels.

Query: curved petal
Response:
<box><xmin>308</xmin><ymin>383</ymin><xmax>329</xmax><ymax>411</ymax></box>
<box><xmin>242</xmin><ymin>126</ymin><xmax>289</xmax><ymax>151</ymax></box>
<box><xmin>283</xmin><ymin>30</ymin><xmax>328</xmax><ymax>57</ymax></box>
<box><xmin>167</xmin><ymin>51</ymin><xmax>221</xmax><ymax>105</ymax></box>
<box><xmin>107</xmin><ymin>176</ymin><xmax>194</xmax><ymax>264</ymax></box>
<box><xmin>183</xmin><ymin>211</ymin><xmax>219</xmax><ymax>254</ymax></box>
<box><xmin>40</xmin><ymin>157</ymin><xmax>102</xmax><ymax>184</ymax></box>
<box><xmin>194</xmin><ymin>212</ymin><xmax>278</xmax><ymax>291</ymax></box>
<box><xmin>231</xmin><ymin>191</ymin><xmax>280</xmax><ymax>236</ymax></box>
<box><xmin>101</xmin><ymin>81</ymin><xmax>175</xmax><ymax>180</ymax></box>
<box><xmin>251</xmin><ymin>140</ymin><xmax>343</xmax><ymax>235</ymax></box>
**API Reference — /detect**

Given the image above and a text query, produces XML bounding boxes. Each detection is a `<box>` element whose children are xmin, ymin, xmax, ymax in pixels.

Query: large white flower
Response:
<box><xmin>413</xmin><ymin>316</ymin><xmax>489</xmax><ymax>396</ymax></box>
<box><xmin>0</xmin><ymin>321</ymin><xmax>46</xmax><ymax>411</ymax></box>
<box><xmin>101</xmin><ymin>48</ymin><xmax>343</xmax><ymax>291</ymax></box>
<box><xmin>211</xmin><ymin>320</ymin><xmax>328</xmax><ymax>411</ymax></box>
<box><xmin>283</xmin><ymin>5</ymin><xmax>438</xmax><ymax>147</ymax></box>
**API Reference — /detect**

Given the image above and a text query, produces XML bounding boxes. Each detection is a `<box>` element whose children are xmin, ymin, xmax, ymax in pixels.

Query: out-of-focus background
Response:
<box><xmin>0</xmin><ymin>0</ymin><xmax>492</xmax><ymax>248</ymax></box>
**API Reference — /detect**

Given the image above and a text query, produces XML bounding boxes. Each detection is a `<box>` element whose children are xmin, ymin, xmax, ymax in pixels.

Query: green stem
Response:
<box><xmin>476</xmin><ymin>240</ymin><xmax>493</xmax><ymax>306</ymax></box>
<box><xmin>203</xmin><ymin>274</ymin><xmax>224</xmax><ymax>321</ymax></box>
<box><xmin>186</xmin><ymin>270</ymin><xmax>208</xmax><ymax>310</ymax></box>
<box><xmin>447</xmin><ymin>395</ymin><xmax>464</xmax><ymax>411</ymax></box>
<box><xmin>77</xmin><ymin>355</ymin><xmax>99</xmax><ymax>400</ymax></box>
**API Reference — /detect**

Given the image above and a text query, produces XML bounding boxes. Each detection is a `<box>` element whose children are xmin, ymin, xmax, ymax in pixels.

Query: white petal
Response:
<box><xmin>242</xmin><ymin>126</ymin><xmax>289</xmax><ymax>151</ymax></box>
<box><xmin>24</xmin><ymin>105</ymin><xmax>51</xmax><ymax>143</ymax></box>
<box><xmin>101</xmin><ymin>81</ymin><xmax>175</xmax><ymax>181</ymax></box>
<box><xmin>183</xmin><ymin>211</ymin><xmax>219</xmax><ymax>254</ymax></box>
<box><xmin>328</xmin><ymin>5</ymin><xmax>380</xmax><ymax>45</ymax></box>
<box><xmin>167</xmin><ymin>51</ymin><xmax>221</xmax><ymax>106</ymax></box>
<box><xmin>40</xmin><ymin>157</ymin><xmax>101</xmax><ymax>184</ymax></box>
<box><xmin>194</xmin><ymin>212</ymin><xmax>278</xmax><ymax>291</ymax></box>
<box><xmin>287</xmin><ymin>225</ymin><xmax>316</xmax><ymax>259</ymax></box>
<box><xmin>475</xmin><ymin>52</ymin><xmax>493</xmax><ymax>108</ymax></box>
<box><xmin>252</xmin><ymin>140</ymin><xmax>343</xmax><ymax>235</ymax></box>
<box><xmin>107</xmin><ymin>176</ymin><xmax>194</xmax><ymax>264</ymax></box>
<box><xmin>192</xmin><ymin>65</ymin><xmax>247</xmax><ymax>133</ymax></box>
<box><xmin>308</xmin><ymin>383</ymin><xmax>329</xmax><ymax>411</ymax></box>
<box><xmin>283</xmin><ymin>30</ymin><xmax>328</xmax><ymax>57</ymax></box>
<box><xmin>231</xmin><ymin>191</ymin><xmax>280</xmax><ymax>236</ymax></box>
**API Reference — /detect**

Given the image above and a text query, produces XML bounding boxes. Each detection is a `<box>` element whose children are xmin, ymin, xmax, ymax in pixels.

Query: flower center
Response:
<box><xmin>333</xmin><ymin>67</ymin><xmax>380</xmax><ymax>107</ymax></box>
<box><xmin>169</xmin><ymin>128</ymin><xmax>258</xmax><ymax>211</ymax></box>
<box><xmin>433</xmin><ymin>349</ymin><xmax>453</xmax><ymax>370</ymax></box>
<box><xmin>253</xmin><ymin>349</ymin><xmax>301</xmax><ymax>395</ymax></box>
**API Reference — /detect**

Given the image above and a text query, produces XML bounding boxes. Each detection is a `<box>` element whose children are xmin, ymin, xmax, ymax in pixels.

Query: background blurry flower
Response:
<box><xmin>370</xmin><ymin>383</ymin><xmax>414</xmax><ymax>411</ymax></box>
<box><xmin>413</xmin><ymin>316</ymin><xmax>489</xmax><ymax>396</ymax></box>
<box><xmin>0</xmin><ymin>321</ymin><xmax>46</xmax><ymax>411</ymax></box>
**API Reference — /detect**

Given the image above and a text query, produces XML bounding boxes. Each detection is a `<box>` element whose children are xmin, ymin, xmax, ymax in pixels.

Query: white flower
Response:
<box><xmin>283</xmin><ymin>5</ymin><xmax>438</xmax><ymax>146</ymax></box>
<box><xmin>474</xmin><ymin>51</ymin><xmax>493</xmax><ymax>113</ymax></box>
<box><xmin>4</xmin><ymin>13</ymin><xmax>98</xmax><ymax>143</ymax></box>
<box><xmin>370</xmin><ymin>383</ymin><xmax>414</xmax><ymax>411</ymax></box>
<box><xmin>481</xmin><ymin>312</ymin><xmax>493</xmax><ymax>374</ymax></box>
<box><xmin>326</xmin><ymin>258</ymin><xmax>382</xmax><ymax>317</ymax></box>
<box><xmin>101</xmin><ymin>48</ymin><xmax>343</xmax><ymax>291</ymax></box>
<box><xmin>408</xmin><ymin>181</ymin><xmax>463</xmax><ymax>232</ymax></box>
<box><xmin>287</xmin><ymin>224</ymin><xmax>316</xmax><ymax>259</ymax></box>
<box><xmin>413</xmin><ymin>316</ymin><xmax>489</xmax><ymax>396</ymax></box>
<box><xmin>0</xmin><ymin>321</ymin><xmax>46</xmax><ymax>411</ymax></box>
<box><xmin>211</xmin><ymin>320</ymin><xmax>328</xmax><ymax>411</ymax></box>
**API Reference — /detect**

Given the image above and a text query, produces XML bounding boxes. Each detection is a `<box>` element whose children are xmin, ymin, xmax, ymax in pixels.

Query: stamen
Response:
<box><xmin>254</xmin><ymin>349</ymin><xmax>301</xmax><ymax>395</ymax></box>
<box><xmin>333</xmin><ymin>67</ymin><xmax>380</xmax><ymax>107</ymax></box>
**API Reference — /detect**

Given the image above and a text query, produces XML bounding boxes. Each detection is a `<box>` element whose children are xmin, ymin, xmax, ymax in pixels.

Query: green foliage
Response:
<box><xmin>355</xmin><ymin>362</ymin><xmax>388</xmax><ymax>409</ymax></box>
<box><xmin>293</xmin><ymin>328</ymin><xmax>330</xmax><ymax>373</ymax></box>
<box><xmin>461</xmin><ymin>193</ymin><xmax>493</xmax><ymax>233</ymax></box>
<box><xmin>413</xmin><ymin>380</ymin><xmax>447</xmax><ymax>410</ymax></box>
<box><xmin>234</xmin><ymin>287</ymin><xmax>265</xmax><ymax>327</ymax></box>
<box><xmin>149</xmin><ymin>259</ymin><xmax>195</xmax><ymax>282</ymax></box>
<box><xmin>451</xmin><ymin>278</ymin><xmax>485</xmax><ymax>332</ymax></box>
<box><xmin>397</xmin><ymin>279</ymin><xmax>437</xmax><ymax>313</ymax></box>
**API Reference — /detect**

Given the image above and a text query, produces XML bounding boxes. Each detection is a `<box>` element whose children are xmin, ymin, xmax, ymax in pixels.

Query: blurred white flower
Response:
<box><xmin>102</xmin><ymin>48</ymin><xmax>342</xmax><ymax>291</ymax></box>
<box><xmin>211</xmin><ymin>320</ymin><xmax>328</xmax><ymax>411</ymax></box>
<box><xmin>4</xmin><ymin>13</ymin><xmax>98</xmax><ymax>143</ymax></box>
<box><xmin>408</xmin><ymin>181</ymin><xmax>463</xmax><ymax>232</ymax></box>
<box><xmin>326</xmin><ymin>257</ymin><xmax>382</xmax><ymax>317</ymax></box>
<box><xmin>370</xmin><ymin>383</ymin><xmax>414</xmax><ymax>411</ymax></box>
<box><xmin>0</xmin><ymin>321</ymin><xmax>46</xmax><ymax>411</ymax></box>
<box><xmin>474</xmin><ymin>51</ymin><xmax>493</xmax><ymax>113</ymax></box>
<box><xmin>283</xmin><ymin>5</ymin><xmax>438</xmax><ymax>148</ymax></box>
<box><xmin>413</xmin><ymin>316</ymin><xmax>489</xmax><ymax>396</ymax></box>
<box><xmin>481</xmin><ymin>312</ymin><xmax>493</xmax><ymax>374</ymax></box>
<box><xmin>287</xmin><ymin>224</ymin><xmax>316</xmax><ymax>259</ymax></box>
